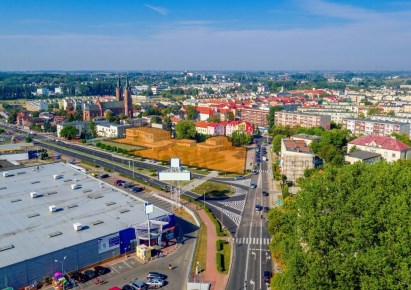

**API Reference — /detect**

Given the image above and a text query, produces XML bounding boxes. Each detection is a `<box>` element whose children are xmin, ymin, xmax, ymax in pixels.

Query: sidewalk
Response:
<box><xmin>266</xmin><ymin>146</ymin><xmax>281</xmax><ymax>207</ymax></box>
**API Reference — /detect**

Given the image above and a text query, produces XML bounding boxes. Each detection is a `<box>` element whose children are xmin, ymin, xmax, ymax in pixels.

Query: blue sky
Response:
<box><xmin>1</xmin><ymin>0</ymin><xmax>411</xmax><ymax>71</ymax></box>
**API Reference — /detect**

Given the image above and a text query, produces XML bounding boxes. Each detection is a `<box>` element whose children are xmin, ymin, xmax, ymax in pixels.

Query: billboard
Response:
<box><xmin>97</xmin><ymin>233</ymin><xmax>120</xmax><ymax>254</ymax></box>
<box><xmin>158</xmin><ymin>171</ymin><xmax>191</xmax><ymax>181</ymax></box>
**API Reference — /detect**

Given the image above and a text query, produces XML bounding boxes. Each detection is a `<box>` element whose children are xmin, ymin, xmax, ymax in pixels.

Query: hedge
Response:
<box><xmin>216</xmin><ymin>240</ymin><xmax>225</xmax><ymax>251</ymax></box>
<box><xmin>216</xmin><ymin>253</ymin><xmax>225</xmax><ymax>272</ymax></box>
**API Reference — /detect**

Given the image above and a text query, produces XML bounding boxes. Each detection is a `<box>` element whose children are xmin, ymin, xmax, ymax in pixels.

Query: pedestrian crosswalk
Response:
<box><xmin>235</xmin><ymin>237</ymin><xmax>272</xmax><ymax>245</ymax></box>
<box><xmin>256</xmin><ymin>170</ymin><xmax>268</xmax><ymax>173</ymax></box>
<box><xmin>217</xmin><ymin>200</ymin><xmax>245</xmax><ymax>212</ymax></box>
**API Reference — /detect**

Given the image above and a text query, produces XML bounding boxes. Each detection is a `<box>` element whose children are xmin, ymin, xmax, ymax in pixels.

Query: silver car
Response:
<box><xmin>146</xmin><ymin>278</ymin><xmax>165</xmax><ymax>288</ymax></box>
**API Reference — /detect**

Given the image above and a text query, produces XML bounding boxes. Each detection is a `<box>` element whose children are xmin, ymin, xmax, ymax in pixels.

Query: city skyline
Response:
<box><xmin>1</xmin><ymin>0</ymin><xmax>411</xmax><ymax>71</ymax></box>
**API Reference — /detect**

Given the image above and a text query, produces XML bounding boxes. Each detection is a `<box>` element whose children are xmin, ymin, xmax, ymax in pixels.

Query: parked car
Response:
<box><xmin>99</xmin><ymin>173</ymin><xmax>109</xmax><ymax>179</ymax></box>
<box><xmin>255</xmin><ymin>205</ymin><xmax>263</xmax><ymax>211</ymax></box>
<box><xmin>70</xmin><ymin>271</ymin><xmax>87</xmax><ymax>283</ymax></box>
<box><xmin>264</xmin><ymin>206</ymin><xmax>269</xmax><ymax>213</ymax></box>
<box><xmin>109</xmin><ymin>287</ymin><xmax>122</xmax><ymax>290</ymax></box>
<box><xmin>130</xmin><ymin>280</ymin><xmax>148</xmax><ymax>290</ymax></box>
<box><xmin>263</xmin><ymin>271</ymin><xmax>272</xmax><ymax>284</ymax></box>
<box><xmin>250</xmin><ymin>183</ymin><xmax>257</xmax><ymax>189</ymax></box>
<box><xmin>83</xmin><ymin>269</ymin><xmax>96</xmax><ymax>280</ymax></box>
<box><xmin>115</xmin><ymin>179</ymin><xmax>126</xmax><ymax>186</ymax></box>
<box><xmin>253</xmin><ymin>170</ymin><xmax>258</xmax><ymax>175</ymax></box>
<box><xmin>146</xmin><ymin>278</ymin><xmax>165</xmax><ymax>288</ymax></box>
<box><xmin>122</xmin><ymin>285</ymin><xmax>137</xmax><ymax>290</ymax></box>
<box><xmin>147</xmin><ymin>272</ymin><xmax>167</xmax><ymax>280</ymax></box>
<box><xmin>94</xmin><ymin>266</ymin><xmax>110</xmax><ymax>276</ymax></box>
<box><xmin>234</xmin><ymin>175</ymin><xmax>244</xmax><ymax>180</ymax></box>
<box><xmin>262</xmin><ymin>191</ymin><xmax>269</xmax><ymax>196</ymax></box>
<box><xmin>130</xmin><ymin>186</ymin><xmax>144</xmax><ymax>193</ymax></box>
<box><xmin>123</xmin><ymin>182</ymin><xmax>134</xmax><ymax>189</ymax></box>
<box><xmin>161</xmin><ymin>185</ymin><xmax>170</xmax><ymax>192</ymax></box>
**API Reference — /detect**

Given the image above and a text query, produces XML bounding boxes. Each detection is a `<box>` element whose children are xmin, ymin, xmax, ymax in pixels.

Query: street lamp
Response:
<box><xmin>54</xmin><ymin>256</ymin><xmax>66</xmax><ymax>274</ymax></box>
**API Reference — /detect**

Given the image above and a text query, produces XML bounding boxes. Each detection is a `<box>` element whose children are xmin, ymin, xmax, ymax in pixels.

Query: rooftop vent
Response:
<box><xmin>28</xmin><ymin>213</ymin><xmax>40</xmax><ymax>218</ymax></box>
<box><xmin>105</xmin><ymin>202</ymin><xmax>116</xmax><ymax>206</ymax></box>
<box><xmin>3</xmin><ymin>172</ymin><xmax>13</xmax><ymax>177</ymax></box>
<box><xmin>0</xmin><ymin>244</ymin><xmax>14</xmax><ymax>252</ymax></box>
<box><xmin>48</xmin><ymin>231</ymin><xmax>62</xmax><ymax>238</ymax></box>
<box><xmin>119</xmin><ymin>209</ymin><xmax>130</xmax><ymax>214</ymax></box>
<box><xmin>11</xmin><ymin>198</ymin><xmax>22</xmax><ymax>203</ymax></box>
<box><xmin>53</xmin><ymin>174</ymin><xmax>63</xmax><ymax>180</ymax></box>
<box><xmin>49</xmin><ymin>205</ymin><xmax>57</xmax><ymax>213</ymax></box>
<box><xmin>92</xmin><ymin>220</ymin><xmax>104</xmax><ymax>226</ymax></box>
<box><xmin>30</xmin><ymin>192</ymin><xmax>43</xmax><ymax>198</ymax></box>
<box><xmin>73</xmin><ymin>223</ymin><xmax>83</xmax><ymax>231</ymax></box>
<box><xmin>71</xmin><ymin>184</ymin><xmax>81</xmax><ymax>190</ymax></box>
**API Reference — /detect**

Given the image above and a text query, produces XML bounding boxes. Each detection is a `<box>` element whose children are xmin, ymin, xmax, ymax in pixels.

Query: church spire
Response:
<box><xmin>117</xmin><ymin>77</ymin><xmax>121</xmax><ymax>88</ymax></box>
<box><xmin>126</xmin><ymin>75</ymin><xmax>130</xmax><ymax>88</ymax></box>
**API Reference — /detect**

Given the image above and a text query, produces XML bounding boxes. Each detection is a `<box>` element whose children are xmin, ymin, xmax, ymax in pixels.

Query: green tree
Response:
<box><xmin>268</xmin><ymin>161</ymin><xmax>411</xmax><ymax>290</ymax></box>
<box><xmin>163</xmin><ymin>116</ymin><xmax>172</xmax><ymax>131</ymax></box>
<box><xmin>40</xmin><ymin>149</ymin><xmax>48</xmax><ymax>160</ymax></box>
<box><xmin>150</xmin><ymin>115</ymin><xmax>162</xmax><ymax>124</ymax></box>
<box><xmin>267</xmin><ymin>106</ymin><xmax>283</xmax><ymax>128</ymax></box>
<box><xmin>272</xmin><ymin>134</ymin><xmax>286</xmax><ymax>154</ymax></box>
<box><xmin>175</xmin><ymin>120</ymin><xmax>196</xmax><ymax>139</ymax></box>
<box><xmin>60</xmin><ymin>125</ymin><xmax>79</xmax><ymax>140</ymax></box>
<box><xmin>186</xmin><ymin>105</ymin><xmax>198</xmax><ymax>120</ymax></box>
<box><xmin>391</xmin><ymin>133</ymin><xmax>411</xmax><ymax>147</ymax></box>
<box><xmin>88</xmin><ymin>121</ymin><xmax>97</xmax><ymax>138</ymax></box>
<box><xmin>207</xmin><ymin>115</ymin><xmax>221</xmax><ymax>122</ymax></box>
<box><xmin>231</xmin><ymin>131</ymin><xmax>253</xmax><ymax>146</ymax></box>
<box><xmin>25</xmin><ymin>136</ymin><xmax>32</xmax><ymax>143</ymax></box>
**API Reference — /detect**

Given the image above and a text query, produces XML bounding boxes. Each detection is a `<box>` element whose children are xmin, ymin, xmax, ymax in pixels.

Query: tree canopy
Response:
<box><xmin>175</xmin><ymin>120</ymin><xmax>196</xmax><ymax>139</ymax></box>
<box><xmin>185</xmin><ymin>105</ymin><xmax>198</xmax><ymax>121</ymax></box>
<box><xmin>230</xmin><ymin>131</ymin><xmax>253</xmax><ymax>147</ymax></box>
<box><xmin>268</xmin><ymin>161</ymin><xmax>411</xmax><ymax>290</ymax></box>
<box><xmin>60</xmin><ymin>125</ymin><xmax>79</xmax><ymax>140</ymax></box>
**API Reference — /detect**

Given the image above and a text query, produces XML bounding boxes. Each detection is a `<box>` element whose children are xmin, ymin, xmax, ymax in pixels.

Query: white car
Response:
<box><xmin>146</xmin><ymin>278</ymin><xmax>165</xmax><ymax>288</ymax></box>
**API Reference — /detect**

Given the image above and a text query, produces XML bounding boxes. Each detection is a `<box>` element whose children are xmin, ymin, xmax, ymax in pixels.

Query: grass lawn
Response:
<box><xmin>192</xmin><ymin>181</ymin><xmax>235</xmax><ymax>198</ymax></box>
<box><xmin>93</xmin><ymin>140</ymin><xmax>144</xmax><ymax>151</ymax></box>
<box><xmin>222</xmin><ymin>241</ymin><xmax>231</xmax><ymax>274</ymax></box>
<box><xmin>191</xmin><ymin>218</ymin><xmax>207</xmax><ymax>274</ymax></box>
<box><xmin>173</xmin><ymin>208</ymin><xmax>196</xmax><ymax>225</ymax></box>
<box><xmin>187</xmin><ymin>167</ymin><xmax>210</xmax><ymax>175</ymax></box>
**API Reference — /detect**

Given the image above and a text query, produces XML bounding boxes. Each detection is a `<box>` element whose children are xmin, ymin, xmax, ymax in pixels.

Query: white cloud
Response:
<box><xmin>144</xmin><ymin>4</ymin><xmax>169</xmax><ymax>16</ymax></box>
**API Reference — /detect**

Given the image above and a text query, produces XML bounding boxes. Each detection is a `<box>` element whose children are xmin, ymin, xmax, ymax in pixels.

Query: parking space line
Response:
<box><xmin>110</xmin><ymin>265</ymin><xmax>119</xmax><ymax>274</ymax></box>
<box><xmin>123</xmin><ymin>260</ymin><xmax>133</xmax><ymax>269</ymax></box>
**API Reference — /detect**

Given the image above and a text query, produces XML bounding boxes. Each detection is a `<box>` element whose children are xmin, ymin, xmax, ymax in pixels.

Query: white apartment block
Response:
<box><xmin>342</xmin><ymin>118</ymin><xmax>410</xmax><ymax>137</ymax></box>
<box><xmin>275</xmin><ymin>111</ymin><xmax>331</xmax><ymax>130</ymax></box>
<box><xmin>26</xmin><ymin>100</ymin><xmax>49</xmax><ymax>112</ymax></box>
<box><xmin>297</xmin><ymin>109</ymin><xmax>356</xmax><ymax>124</ymax></box>
<box><xmin>96</xmin><ymin>123</ymin><xmax>131</xmax><ymax>138</ymax></box>
<box><xmin>370</xmin><ymin>115</ymin><xmax>411</xmax><ymax>136</ymax></box>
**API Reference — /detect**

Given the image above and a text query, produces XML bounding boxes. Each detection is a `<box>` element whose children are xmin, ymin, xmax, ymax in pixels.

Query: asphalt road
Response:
<box><xmin>227</xmin><ymin>137</ymin><xmax>273</xmax><ymax>290</ymax></box>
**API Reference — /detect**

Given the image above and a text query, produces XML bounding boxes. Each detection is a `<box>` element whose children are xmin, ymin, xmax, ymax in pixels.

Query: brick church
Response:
<box><xmin>83</xmin><ymin>76</ymin><xmax>133</xmax><ymax>121</ymax></box>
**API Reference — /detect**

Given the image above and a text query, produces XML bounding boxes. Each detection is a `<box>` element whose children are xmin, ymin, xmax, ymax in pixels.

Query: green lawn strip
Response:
<box><xmin>190</xmin><ymin>218</ymin><xmax>207</xmax><ymax>275</ymax></box>
<box><xmin>191</xmin><ymin>181</ymin><xmax>235</xmax><ymax>198</ymax></box>
<box><xmin>92</xmin><ymin>140</ymin><xmax>144</xmax><ymax>151</ymax></box>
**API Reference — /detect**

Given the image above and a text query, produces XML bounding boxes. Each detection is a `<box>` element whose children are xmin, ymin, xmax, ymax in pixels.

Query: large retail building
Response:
<box><xmin>0</xmin><ymin>162</ymin><xmax>174</xmax><ymax>289</ymax></box>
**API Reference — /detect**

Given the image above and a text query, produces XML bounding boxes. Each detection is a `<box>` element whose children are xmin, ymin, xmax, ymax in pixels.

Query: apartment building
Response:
<box><xmin>275</xmin><ymin>111</ymin><xmax>331</xmax><ymax>130</ymax></box>
<box><xmin>239</xmin><ymin>107</ymin><xmax>269</xmax><ymax>128</ymax></box>
<box><xmin>25</xmin><ymin>100</ymin><xmax>49</xmax><ymax>112</ymax></box>
<box><xmin>280</xmin><ymin>139</ymin><xmax>319</xmax><ymax>183</ymax></box>
<box><xmin>370</xmin><ymin>115</ymin><xmax>411</xmax><ymax>136</ymax></box>
<box><xmin>297</xmin><ymin>108</ymin><xmax>356</xmax><ymax>124</ymax></box>
<box><xmin>342</xmin><ymin>118</ymin><xmax>410</xmax><ymax>137</ymax></box>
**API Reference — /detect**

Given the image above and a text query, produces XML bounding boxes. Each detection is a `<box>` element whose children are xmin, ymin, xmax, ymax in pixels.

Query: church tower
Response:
<box><xmin>115</xmin><ymin>77</ymin><xmax>122</xmax><ymax>101</ymax></box>
<box><xmin>123</xmin><ymin>75</ymin><xmax>133</xmax><ymax>118</ymax></box>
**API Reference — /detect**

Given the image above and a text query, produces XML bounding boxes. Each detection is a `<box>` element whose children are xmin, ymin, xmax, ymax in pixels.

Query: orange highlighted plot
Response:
<box><xmin>116</xmin><ymin>127</ymin><xmax>246</xmax><ymax>174</ymax></box>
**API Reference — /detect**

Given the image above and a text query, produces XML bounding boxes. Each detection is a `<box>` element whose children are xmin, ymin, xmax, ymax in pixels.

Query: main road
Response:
<box><xmin>227</xmin><ymin>138</ymin><xmax>273</xmax><ymax>290</ymax></box>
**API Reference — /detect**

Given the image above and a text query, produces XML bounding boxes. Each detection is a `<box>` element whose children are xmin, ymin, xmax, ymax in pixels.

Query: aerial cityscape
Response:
<box><xmin>1</xmin><ymin>1</ymin><xmax>411</xmax><ymax>290</ymax></box>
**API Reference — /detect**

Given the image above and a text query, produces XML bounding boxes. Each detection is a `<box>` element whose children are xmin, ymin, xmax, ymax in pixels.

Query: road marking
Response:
<box><xmin>110</xmin><ymin>265</ymin><xmax>119</xmax><ymax>274</ymax></box>
<box><xmin>123</xmin><ymin>260</ymin><xmax>133</xmax><ymax>269</ymax></box>
<box><xmin>235</xmin><ymin>237</ymin><xmax>272</xmax><ymax>245</ymax></box>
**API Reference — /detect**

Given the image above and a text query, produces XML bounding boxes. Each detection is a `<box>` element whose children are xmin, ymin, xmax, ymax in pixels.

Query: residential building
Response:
<box><xmin>342</xmin><ymin>118</ymin><xmax>410</xmax><ymax>137</ymax></box>
<box><xmin>196</xmin><ymin>107</ymin><xmax>215</xmax><ymax>121</ymax></box>
<box><xmin>290</xmin><ymin>134</ymin><xmax>320</xmax><ymax>146</ymax></box>
<box><xmin>280</xmin><ymin>138</ymin><xmax>319</xmax><ymax>183</ymax></box>
<box><xmin>194</xmin><ymin>121</ymin><xmax>208</xmax><ymax>135</ymax></box>
<box><xmin>344</xmin><ymin>150</ymin><xmax>382</xmax><ymax>164</ymax></box>
<box><xmin>26</xmin><ymin>100</ymin><xmax>49</xmax><ymax>112</ymax></box>
<box><xmin>225</xmin><ymin>120</ymin><xmax>253</xmax><ymax>136</ymax></box>
<box><xmin>36</xmin><ymin>87</ymin><xmax>49</xmax><ymax>95</ymax></box>
<box><xmin>297</xmin><ymin>109</ymin><xmax>356</xmax><ymax>124</ymax></box>
<box><xmin>56</xmin><ymin>121</ymin><xmax>89</xmax><ymax>138</ymax></box>
<box><xmin>370</xmin><ymin>115</ymin><xmax>411</xmax><ymax>136</ymax></box>
<box><xmin>96</xmin><ymin>123</ymin><xmax>131</xmax><ymax>138</ymax></box>
<box><xmin>239</xmin><ymin>107</ymin><xmax>269</xmax><ymax>128</ymax></box>
<box><xmin>347</xmin><ymin>135</ymin><xmax>411</xmax><ymax>162</ymax></box>
<box><xmin>275</xmin><ymin>111</ymin><xmax>331</xmax><ymax>130</ymax></box>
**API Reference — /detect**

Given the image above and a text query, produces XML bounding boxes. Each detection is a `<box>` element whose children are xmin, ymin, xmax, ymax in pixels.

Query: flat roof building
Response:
<box><xmin>0</xmin><ymin>162</ymin><xmax>174</xmax><ymax>289</ymax></box>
